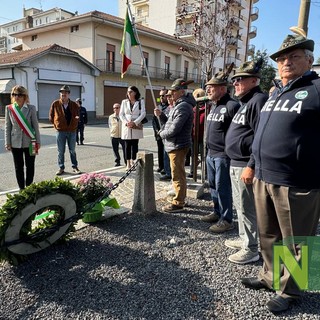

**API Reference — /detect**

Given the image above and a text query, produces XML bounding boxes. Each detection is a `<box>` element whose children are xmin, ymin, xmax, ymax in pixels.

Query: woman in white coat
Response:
<box><xmin>119</xmin><ymin>86</ymin><xmax>146</xmax><ymax>169</ymax></box>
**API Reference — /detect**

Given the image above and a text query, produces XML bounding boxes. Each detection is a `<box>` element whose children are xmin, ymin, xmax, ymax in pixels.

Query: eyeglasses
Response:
<box><xmin>11</xmin><ymin>93</ymin><xmax>25</xmax><ymax>97</ymax></box>
<box><xmin>275</xmin><ymin>54</ymin><xmax>306</xmax><ymax>64</ymax></box>
<box><xmin>113</xmin><ymin>107</ymin><xmax>120</xmax><ymax>109</ymax></box>
<box><xmin>127</xmin><ymin>91</ymin><xmax>134</xmax><ymax>94</ymax></box>
<box><xmin>160</xmin><ymin>95</ymin><xmax>165</xmax><ymax>97</ymax></box>
<box><xmin>231</xmin><ymin>77</ymin><xmax>244</xmax><ymax>84</ymax></box>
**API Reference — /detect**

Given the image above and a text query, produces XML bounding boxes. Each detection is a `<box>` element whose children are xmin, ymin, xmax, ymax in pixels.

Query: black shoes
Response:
<box><xmin>160</xmin><ymin>175</ymin><xmax>171</xmax><ymax>181</ymax></box>
<box><xmin>156</xmin><ymin>168</ymin><xmax>163</xmax><ymax>172</ymax></box>
<box><xmin>267</xmin><ymin>295</ymin><xmax>298</xmax><ymax>313</ymax></box>
<box><xmin>241</xmin><ymin>277</ymin><xmax>271</xmax><ymax>290</ymax></box>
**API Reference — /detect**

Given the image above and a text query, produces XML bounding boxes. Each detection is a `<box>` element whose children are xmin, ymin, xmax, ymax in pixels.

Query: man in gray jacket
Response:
<box><xmin>159</xmin><ymin>79</ymin><xmax>195</xmax><ymax>213</ymax></box>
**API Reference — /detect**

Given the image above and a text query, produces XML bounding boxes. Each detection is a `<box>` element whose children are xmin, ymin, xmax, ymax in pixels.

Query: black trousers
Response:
<box><xmin>77</xmin><ymin>125</ymin><xmax>85</xmax><ymax>144</ymax></box>
<box><xmin>156</xmin><ymin>139</ymin><xmax>164</xmax><ymax>170</ymax></box>
<box><xmin>124</xmin><ymin>139</ymin><xmax>139</xmax><ymax>160</ymax></box>
<box><xmin>111</xmin><ymin>137</ymin><xmax>125</xmax><ymax>164</ymax></box>
<box><xmin>11</xmin><ymin>148</ymin><xmax>36</xmax><ymax>190</ymax></box>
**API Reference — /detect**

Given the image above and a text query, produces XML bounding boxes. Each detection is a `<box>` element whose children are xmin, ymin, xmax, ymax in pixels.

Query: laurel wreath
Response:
<box><xmin>0</xmin><ymin>178</ymin><xmax>86</xmax><ymax>265</ymax></box>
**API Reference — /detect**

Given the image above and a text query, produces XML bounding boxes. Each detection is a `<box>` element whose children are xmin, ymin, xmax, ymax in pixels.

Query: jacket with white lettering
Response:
<box><xmin>206</xmin><ymin>93</ymin><xmax>240</xmax><ymax>157</ymax></box>
<box><xmin>252</xmin><ymin>71</ymin><xmax>320</xmax><ymax>188</ymax></box>
<box><xmin>225</xmin><ymin>86</ymin><xmax>268</xmax><ymax>167</ymax></box>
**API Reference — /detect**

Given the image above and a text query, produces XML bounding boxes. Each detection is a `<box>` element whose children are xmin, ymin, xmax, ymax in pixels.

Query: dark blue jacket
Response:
<box><xmin>78</xmin><ymin>106</ymin><xmax>88</xmax><ymax>127</ymax></box>
<box><xmin>206</xmin><ymin>93</ymin><xmax>240</xmax><ymax>157</ymax></box>
<box><xmin>159</xmin><ymin>93</ymin><xmax>195</xmax><ymax>152</ymax></box>
<box><xmin>225</xmin><ymin>86</ymin><xmax>268</xmax><ymax>168</ymax></box>
<box><xmin>253</xmin><ymin>71</ymin><xmax>320</xmax><ymax>188</ymax></box>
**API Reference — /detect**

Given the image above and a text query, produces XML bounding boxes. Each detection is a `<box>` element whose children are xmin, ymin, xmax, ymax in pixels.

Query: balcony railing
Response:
<box><xmin>176</xmin><ymin>5</ymin><xmax>199</xmax><ymax>16</ymax></box>
<box><xmin>96</xmin><ymin>59</ymin><xmax>200</xmax><ymax>83</ymax></box>
<box><xmin>228</xmin><ymin>16</ymin><xmax>241</xmax><ymax>29</ymax></box>
<box><xmin>250</xmin><ymin>7</ymin><xmax>259</xmax><ymax>21</ymax></box>
<box><xmin>228</xmin><ymin>0</ymin><xmax>244</xmax><ymax>9</ymax></box>
<box><xmin>247</xmin><ymin>44</ymin><xmax>255</xmax><ymax>56</ymax></box>
<box><xmin>226</xmin><ymin>36</ymin><xmax>239</xmax><ymax>49</ymax></box>
<box><xmin>248</xmin><ymin>26</ymin><xmax>257</xmax><ymax>39</ymax></box>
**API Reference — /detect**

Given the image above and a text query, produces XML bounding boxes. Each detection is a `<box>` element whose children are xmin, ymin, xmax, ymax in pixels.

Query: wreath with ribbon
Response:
<box><xmin>0</xmin><ymin>178</ymin><xmax>85</xmax><ymax>265</ymax></box>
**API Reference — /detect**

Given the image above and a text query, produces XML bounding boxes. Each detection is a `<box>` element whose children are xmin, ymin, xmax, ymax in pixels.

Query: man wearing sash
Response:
<box><xmin>5</xmin><ymin>85</ymin><xmax>41</xmax><ymax>190</ymax></box>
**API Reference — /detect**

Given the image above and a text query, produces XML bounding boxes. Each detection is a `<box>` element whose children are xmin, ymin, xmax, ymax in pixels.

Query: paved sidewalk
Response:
<box><xmin>0</xmin><ymin>164</ymin><xmax>199</xmax><ymax>210</ymax></box>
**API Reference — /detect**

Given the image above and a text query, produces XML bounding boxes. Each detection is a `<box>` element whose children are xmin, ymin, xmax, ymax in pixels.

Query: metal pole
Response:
<box><xmin>298</xmin><ymin>0</ymin><xmax>311</xmax><ymax>36</ymax></box>
<box><xmin>127</xmin><ymin>2</ymin><xmax>157</xmax><ymax>109</ymax></box>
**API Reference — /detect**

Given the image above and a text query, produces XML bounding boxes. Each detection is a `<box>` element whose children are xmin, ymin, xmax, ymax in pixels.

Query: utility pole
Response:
<box><xmin>298</xmin><ymin>0</ymin><xmax>311</xmax><ymax>35</ymax></box>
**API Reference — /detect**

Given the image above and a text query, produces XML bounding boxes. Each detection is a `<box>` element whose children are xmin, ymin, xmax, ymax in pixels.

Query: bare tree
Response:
<box><xmin>175</xmin><ymin>0</ymin><xmax>240</xmax><ymax>84</ymax></box>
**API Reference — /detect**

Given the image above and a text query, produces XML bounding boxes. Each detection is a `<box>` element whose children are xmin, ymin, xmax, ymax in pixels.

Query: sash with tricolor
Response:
<box><xmin>8</xmin><ymin>102</ymin><xmax>38</xmax><ymax>155</ymax></box>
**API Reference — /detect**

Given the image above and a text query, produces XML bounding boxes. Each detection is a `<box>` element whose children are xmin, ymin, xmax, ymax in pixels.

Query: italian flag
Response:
<box><xmin>120</xmin><ymin>9</ymin><xmax>139</xmax><ymax>78</ymax></box>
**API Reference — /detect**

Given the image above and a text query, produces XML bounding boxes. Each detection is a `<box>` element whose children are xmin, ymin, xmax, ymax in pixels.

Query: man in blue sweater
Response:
<box><xmin>241</xmin><ymin>29</ymin><xmax>320</xmax><ymax>313</ymax></box>
<box><xmin>225</xmin><ymin>59</ymin><xmax>268</xmax><ymax>263</ymax></box>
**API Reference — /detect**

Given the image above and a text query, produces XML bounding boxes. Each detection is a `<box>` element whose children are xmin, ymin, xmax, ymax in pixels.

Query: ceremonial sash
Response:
<box><xmin>8</xmin><ymin>103</ymin><xmax>38</xmax><ymax>155</ymax></box>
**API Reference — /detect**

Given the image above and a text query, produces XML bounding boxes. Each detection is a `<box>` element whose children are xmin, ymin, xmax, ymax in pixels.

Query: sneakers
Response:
<box><xmin>56</xmin><ymin>168</ymin><xmax>64</xmax><ymax>176</ymax></box>
<box><xmin>224</xmin><ymin>238</ymin><xmax>243</xmax><ymax>250</ymax></box>
<box><xmin>228</xmin><ymin>249</ymin><xmax>260</xmax><ymax>264</ymax></box>
<box><xmin>200</xmin><ymin>212</ymin><xmax>219</xmax><ymax>223</ymax></box>
<box><xmin>162</xmin><ymin>204</ymin><xmax>184</xmax><ymax>213</ymax></box>
<box><xmin>167</xmin><ymin>189</ymin><xmax>176</xmax><ymax>197</ymax></box>
<box><xmin>72</xmin><ymin>167</ymin><xmax>82</xmax><ymax>174</ymax></box>
<box><xmin>209</xmin><ymin>220</ymin><xmax>234</xmax><ymax>233</ymax></box>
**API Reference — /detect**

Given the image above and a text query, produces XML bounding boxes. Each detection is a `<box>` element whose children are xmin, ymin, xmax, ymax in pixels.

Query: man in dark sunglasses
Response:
<box><xmin>225</xmin><ymin>59</ymin><xmax>268</xmax><ymax>265</ymax></box>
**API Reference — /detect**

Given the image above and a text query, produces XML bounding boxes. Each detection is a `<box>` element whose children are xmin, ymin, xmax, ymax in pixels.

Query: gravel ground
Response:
<box><xmin>1</xmin><ymin>192</ymin><xmax>320</xmax><ymax>320</ymax></box>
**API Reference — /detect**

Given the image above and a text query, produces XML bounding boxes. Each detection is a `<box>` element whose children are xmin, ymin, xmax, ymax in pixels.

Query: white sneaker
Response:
<box><xmin>167</xmin><ymin>189</ymin><xmax>176</xmax><ymax>197</ymax></box>
<box><xmin>225</xmin><ymin>238</ymin><xmax>243</xmax><ymax>250</ymax></box>
<box><xmin>228</xmin><ymin>249</ymin><xmax>260</xmax><ymax>265</ymax></box>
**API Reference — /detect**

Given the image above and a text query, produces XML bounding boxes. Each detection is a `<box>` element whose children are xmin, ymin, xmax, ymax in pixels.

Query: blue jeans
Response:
<box><xmin>56</xmin><ymin>131</ymin><xmax>78</xmax><ymax>169</ymax></box>
<box><xmin>206</xmin><ymin>155</ymin><xmax>233</xmax><ymax>223</ymax></box>
<box><xmin>163</xmin><ymin>150</ymin><xmax>171</xmax><ymax>177</ymax></box>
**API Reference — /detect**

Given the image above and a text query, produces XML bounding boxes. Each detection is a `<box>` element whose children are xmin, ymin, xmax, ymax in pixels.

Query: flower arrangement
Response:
<box><xmin>77</xmin><ymin>173</ymin><xmax>113</xmax><ymax>203</ymax></box>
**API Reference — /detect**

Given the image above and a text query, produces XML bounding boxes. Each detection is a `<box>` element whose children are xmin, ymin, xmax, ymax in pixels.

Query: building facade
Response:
<box><xmin>0</xmin><ymin>44</ymin><xmax>99</xmax><ymax>119</ymax></box>
<box><xmin>0</xmin><ymin>7</ymin><xmax>75</xmax><ymax>53</ymax></box>
<box><xmin>7</xmin><ymin>11</ymin><xmax>199</xmax><ymax>117</ymax></box>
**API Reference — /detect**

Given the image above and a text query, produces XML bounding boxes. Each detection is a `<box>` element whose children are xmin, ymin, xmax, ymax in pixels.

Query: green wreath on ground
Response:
<box><xmin>0</xmin><ymin>178</ymin><xmax>86</xmax><ymax>265</ymax></box>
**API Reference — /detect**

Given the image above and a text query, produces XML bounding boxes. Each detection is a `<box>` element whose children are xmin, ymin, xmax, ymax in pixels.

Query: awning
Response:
<box><xmin>0</xmin><ymin>79</ymin><xmax>16</xmax><ymax>93</ymax></box>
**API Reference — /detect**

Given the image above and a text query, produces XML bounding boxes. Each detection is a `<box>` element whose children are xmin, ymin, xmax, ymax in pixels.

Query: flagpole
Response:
<box><xmin>126</xmin><ymin>1</ymin><xmax>158</xmax><ymax>109</ymax></box>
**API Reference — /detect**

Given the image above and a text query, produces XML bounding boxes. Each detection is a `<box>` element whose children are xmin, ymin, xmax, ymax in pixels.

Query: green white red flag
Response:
<box><xmin>120</xmin><ymin>9</ymin><xmax>139</xmax><ymax>78</ymax></box>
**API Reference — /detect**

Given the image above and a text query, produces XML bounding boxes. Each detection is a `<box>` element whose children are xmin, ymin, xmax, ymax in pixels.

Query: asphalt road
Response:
<box><xmin>0</xmin><ymin>123</ymin><xmax>158</xmax><ymax>194</ymax></box>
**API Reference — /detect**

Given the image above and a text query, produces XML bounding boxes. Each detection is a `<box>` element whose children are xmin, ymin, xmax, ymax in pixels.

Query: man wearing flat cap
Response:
<box><xmin>225</xmin><ymin>58</ymin><xmax>268</xmax><ymax>264</ymax></box>
<box><xmin>159</xmin><ymin>78</ymin><xmax>195</xmax><ymax>213</ymax></box>
<box><xmin>49</xmin><ymin>85</ymin><xmax>81</xmax><ymax>175</ymax></box>
<box><xmin>241</xmin><ymin>28</ymin><xmax>320</xmax><ymax>313</ymax></box>
<box><xmin>200</xmin><ymin>69</ymin><xmax>240</xmax><ymax>235</ymax></box>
